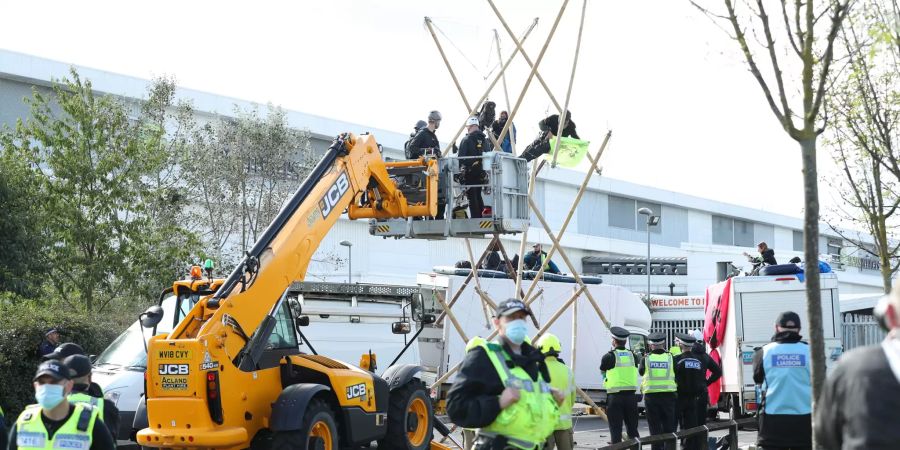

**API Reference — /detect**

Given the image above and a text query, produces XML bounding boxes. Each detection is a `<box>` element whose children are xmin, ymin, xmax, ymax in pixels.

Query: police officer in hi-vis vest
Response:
<box><xmin>448</xmin><ymin>299</ymin><xmax>564</xmax><ymax>450</ymax></box>
<box><xmin>639</xmin><ymin>332</ymin><xmax>677</xmax><ymax>450</ymax></box>
<box><xmin>534</xmin><ymin>334</ymin><xmax>576</xmax><ymax>450</ymax></box>
<box><xmin>752</xmin><ymin>311</ymin><xmax>812</xmax><ymax>450</ymax></box>
<box><xmin>8</xmin><ymin>360</ymin><xmax>115</xmax><ymax>450</ymax></box>
<box><xmin>599</xmin><ymin>327</ymin><xmax>640</xmax><ymax>444</ymax></box>
<box><xmin>62</xmin><ymin>355</ymin><xmax>120</xmax><ymax>440</ymax></box>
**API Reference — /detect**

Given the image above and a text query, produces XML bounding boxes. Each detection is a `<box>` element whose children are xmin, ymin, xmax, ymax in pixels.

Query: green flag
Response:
<box><xmin>546</xmin><ymin>137</ymin><xmax>590</xmax><ymax>168</ymax></box>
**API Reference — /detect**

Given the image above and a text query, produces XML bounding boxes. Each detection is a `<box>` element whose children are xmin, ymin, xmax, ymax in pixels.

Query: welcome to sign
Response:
<box><xmin>648</xmin><ymin>296</ymin><xmax>706</xmax><ymax>310</ymax></box>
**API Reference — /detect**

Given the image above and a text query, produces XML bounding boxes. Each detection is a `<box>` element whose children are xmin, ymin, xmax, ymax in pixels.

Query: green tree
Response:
<box><xmin>825</xmin><ymin>0</ymin><xmax>900</xmax><ymax>293</ymax></box>
<box><xmin>692</xmin><ymin>0</ymin><xmax>851</xmax><ymax>433</ymax></box>
<box><xmin>2</xmin><ymin>68</ymin><xmax>199</xmax><ymax>312</ymax></box>
<box><xmin>184</xmin><ymin>105</ymin><xmax>315</xmax><ymax>267</ymax></box>
<box><xmin>0</xmin><ymin>148</ymin><xmax>47</xmax><ymax>297</ymax></box>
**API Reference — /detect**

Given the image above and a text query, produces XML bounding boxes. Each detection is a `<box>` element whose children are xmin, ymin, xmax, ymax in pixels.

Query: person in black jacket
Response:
<box><xmin>538</xmin><ymin>111</ymin><xmax>578</xmax><ymax>139</ymax></box>
<box><xmin>481</xmin><ymin>242</ymin><xmax>504</xmax><ymax>272</ymax></box>
<box><xmin>599</xmin><ymin>327</ymin><xmax>641</xmax><ymax>444</ymax></box>
<box><xmin>673</xmin><ymin>332</ymin><xmax>721</xmax><ymax>450</ymax></box>
<box><xmin>458</xmin><ymin>116</ymin><xmax>493</xmax><ymax>218</ymax></box>
<box><xmin>406</xmin><ymin>111</ymin><xmax>442</xmax><ymax>160</ymax></box>
<box><xmin>815</xmin><ymin>293</ymin><xmax>900</xmax><ymax>449</ymax></box>
<box><xmin>64</xmin><ymin>355</ymin><xmax>120</xmax><ymax>440</ymax></box>
<box><xmin>744</xmin><ymin>241</ymin><xmax>777</xmax><ymax>266</ymax></box>
<box><xmin>446</xmin><ymin>299</ymin><xmax>563</xmax><ymax>449</ymax></box>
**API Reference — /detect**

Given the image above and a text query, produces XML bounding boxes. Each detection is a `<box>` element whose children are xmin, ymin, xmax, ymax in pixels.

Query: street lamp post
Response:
<box><xmin>340</xmin><ymin>240</ymin><xmax>353</xmax><ymax>283</ymax></box>
<box><xmin>637</xmin><ymin>208</ymin><xmax>660</xmax><ymax>298</ymax></box>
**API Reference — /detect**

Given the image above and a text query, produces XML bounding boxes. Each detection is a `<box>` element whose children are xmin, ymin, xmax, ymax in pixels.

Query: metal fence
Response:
<box><xmin>651</xmin><ymin>319</ymin><xmax>706</xmax><ymax>349</ymax></box>
<box><xmin>842</xmin><ymin>313</ymin><xmax>886</xmax><ymax>350</ymax></box>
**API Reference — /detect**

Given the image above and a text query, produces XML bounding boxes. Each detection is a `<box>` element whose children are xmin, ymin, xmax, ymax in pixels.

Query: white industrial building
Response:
<box><xmin>0</xmin><ymin>49</ymin><xmax>886</xmax><ymax>310</ymax></box>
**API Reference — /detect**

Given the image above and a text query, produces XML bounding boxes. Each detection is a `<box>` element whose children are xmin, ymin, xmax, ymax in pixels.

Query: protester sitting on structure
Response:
<box><xmin>481</xmin><ymin>242</ymin><xmax>504</xmax><ymax>272</ymax></box>
<box><xmin>523</xmin><ymin>244</ymin><xmax>561</xmax><ymax>274</ymax></box>
<box><xmin>539</xmin><ymin>111</ymin><xmax>579</xmax><ymax>139</ymax></box>
<box><xmin>491</xmin><ymin>110</ymin><xmax>516</xmax><ymax>154</ymax></box>
<box><xmin>744</xmin><ymin>241</ymin><xmax>777</xmax><ymax>266</ymax></box>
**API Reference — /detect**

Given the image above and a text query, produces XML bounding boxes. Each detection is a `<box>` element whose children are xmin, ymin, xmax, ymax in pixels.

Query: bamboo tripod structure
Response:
<box><xmin>424</xmin><ymin>0</ymin><xmax>615</xmax><ymax>425</ymax></box>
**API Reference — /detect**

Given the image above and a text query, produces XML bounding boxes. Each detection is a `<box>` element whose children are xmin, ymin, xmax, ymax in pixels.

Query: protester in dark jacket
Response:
<box><xmin>522</xmin><ymin>244</ymin><xmax>561</xmax><ymax>274</ymax></box>
<box><xmin>491</xmin><ymin>111</ymin><xmax>516</xmax><ymax>153</ymax></box>
<box><xmin>458</xmin><ymin>116</ymin><xmax>492</xmax><ymax>218</ymax></box>
<box><xmin>406</xmin><ymin>111</ymin><xmax>442</xmax><ymax>159</ymax></box>
<box><xmin>815</xmin><ymin>293</ymin><xmax>900</xmax><ymax>450</ymax></box>
<box><xmin>745</xmin><ymin>241</ymin><xmax>777</xmax><ymax>266</ymax></box>
<box><xmin>538</xmin><ymin>111</ymin><xmax>578</xmax><ymax>139</ymax></box>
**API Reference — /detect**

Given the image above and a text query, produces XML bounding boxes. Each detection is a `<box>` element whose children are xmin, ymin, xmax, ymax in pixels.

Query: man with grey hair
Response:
<box><xmin>815</xmin><ymin>288</ymin><xmax>900</xmax><ymax>449</ymax></box>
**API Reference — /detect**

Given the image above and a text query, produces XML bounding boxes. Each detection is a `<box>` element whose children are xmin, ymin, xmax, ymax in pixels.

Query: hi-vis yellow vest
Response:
<box><xmin>16</xmin><ymin>403</ymin><xmax>99</xmax><ymax>450</ymax></box>
<box><xmin>604</xmin><ymin>350</ymin><xmax>639</xmax><ymax>393</ymax></box>
<box><xmin>476</xmin><ymin>341</ymin><xmax>559</xmax><ymax>449</ymax></box>
<box><xmin>545</xmin><ymin>356</ymin><xmax>575</xmax><ymax>430</ymax></box>
<box><xmin>68</xmin><ymin>393</ymin><xmax>104</xmax><ymax>420</ymax></box>
<box><xmin>641</xmin><ymin>352</ymin><xmax>677</xmax><ymax>394</ymax></box>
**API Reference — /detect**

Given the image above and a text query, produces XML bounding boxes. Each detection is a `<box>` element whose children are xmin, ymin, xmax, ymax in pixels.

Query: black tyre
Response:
<box><xmin>272</xmin><ymin>400</ymin><xmax>339</xmax><ymax>450</ymax></box>
<box><xmin>379</xmin><ymin>382</ymin><xmax>433</xmax><ymax>450</ymax></box>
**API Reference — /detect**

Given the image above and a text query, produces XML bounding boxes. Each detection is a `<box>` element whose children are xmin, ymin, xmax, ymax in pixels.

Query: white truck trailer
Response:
<box><xmin>418</xmin><ymin>271</ymin><xmax>652</xmax><ymax>402</ymax></box>
<box><xmin>706</xmin><ymin>273</ymin><xmax>843</xmax><ymax>417</ymax></box>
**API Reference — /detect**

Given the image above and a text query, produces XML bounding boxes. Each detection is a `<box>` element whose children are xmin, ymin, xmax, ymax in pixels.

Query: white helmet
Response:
<box><xmin>465</xmin><ymin>116</ymin><xmax>480</xmax><ymax>127</ymax></box>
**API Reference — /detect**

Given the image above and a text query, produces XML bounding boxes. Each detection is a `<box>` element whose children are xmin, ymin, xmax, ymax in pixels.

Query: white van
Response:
<box><xmin>708</xmin><ymin>273</ymin><xmax>842</xmax><ymax>417</ymax></box>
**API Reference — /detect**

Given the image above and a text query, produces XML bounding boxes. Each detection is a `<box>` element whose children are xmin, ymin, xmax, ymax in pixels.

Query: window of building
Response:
<box><xmin>734</xmin><ymin>219</ymin><xmax>755</xmax><ymax>247</ymax></box>
<box><xmin>636</xmin><ymin>201</ymin><xmax>662</xmax><ymax>233</ymax></box>
<box><xmin>793</xmin><ymin>230</ymin><xmax>803</xmax><ymax>252</ymax></box>
<box><xmin>608</xmin><ymin>195</ymin><xmax>636</xmax><ymax>229</ymax></box>
<box><xmin>827</xmin><ymin>238</ymin><xmax>842</xmax><ymax>256</ymax></box>
<box><xmin>712</xmin><ymin>215</ymin><xmax>734</xmax><ymax>245</ymax></box>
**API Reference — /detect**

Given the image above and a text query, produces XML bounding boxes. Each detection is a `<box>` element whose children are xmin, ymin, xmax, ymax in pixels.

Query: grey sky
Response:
<box><xmin>0</xmin><ymin>0</ymin><xmax>844</xmax><ymax>218</ymax></box>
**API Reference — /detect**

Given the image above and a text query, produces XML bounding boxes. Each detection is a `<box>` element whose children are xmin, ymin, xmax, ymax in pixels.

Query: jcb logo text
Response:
<box><xmin>319</xmin><ymin>171</ymin><xmax>350</xmax><ymax>217</ymax></box>
<box><xmin>159</xmin><ymin>364</ymin><xmax>189</xmax><ymax>375</ymax></box>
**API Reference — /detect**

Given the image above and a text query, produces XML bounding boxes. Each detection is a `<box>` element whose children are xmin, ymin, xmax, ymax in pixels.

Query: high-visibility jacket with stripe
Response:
<box><xmin>641</xmin><ymin>352</ymin><xmax>677</xmax><ymax>394</ymax></box>
<box><xmin>15</xmin><ymin>403</ymin><xmax>99</xmax><ymax>450</ymax></box>
<box><xmin>604</xmin><ymin>350</ymin><xmax>639</xmax><ymax>393</ymax></box>
<box><xmin>475</xmin><ymin>341</ymin><xmax>559</xmax><ymax>450</ymax></box>
<box><xmin>545</xmin><ymin>356</ymin><xmax>576</xmax><ymax>430</ymax></box>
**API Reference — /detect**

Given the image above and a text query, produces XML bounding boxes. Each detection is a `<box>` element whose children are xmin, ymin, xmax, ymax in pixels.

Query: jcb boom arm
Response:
<box><xmin>137</xmin><ymin>134</ymin><xmax>438</xmax><ymax>450</ymax></box>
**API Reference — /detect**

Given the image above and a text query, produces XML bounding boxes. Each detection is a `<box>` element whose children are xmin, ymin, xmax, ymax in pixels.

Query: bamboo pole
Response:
<box><xmin>515</xmin><ymin>159</ymin><xmax>540</xmax><ymax>295</ymax></box>
<box><xmin>424</xmin><ymin>18</ymin><xmax>500</xmax><ymax>149</ymax></box>
<box><xmin>465</xmin><ymin>238</ymin><xmax>494</xmax><ymax>327</ymax></box>
<box><xmin>493</xmin><ymin>29</ymin><xmax>515</xmax><ymax>153</ymax></box>
<box><xmin>550</xmin><ymin>0</ymin><xmax>588</xmax><ymax>168</ymax></box>
<box><xmin>571</xmin><ymin>291</ymin><xmax>578</xmax><ymax>370</ymax></box>
<box><xmin>523</xmin><ymin>131</ymin><xmax>611</xmax><ymax>302</ymax></box>
<box><xmin>532</xmin><ymin>285</ymin><xmax>585</xmax><ymax>341</ymax></box>
<box><xmin>528</xmin><ymin>197</ymin><xmax>611</xmax><ymax>328</ymax></box>
<box><xmin>435</xmin><ymin>236</ymin><xmax>498</xmax><ymax>325</ymax></box>
<box><xmin>435</xmin><ymin>288</ymin><xmax>469</xmax><ymax>343</ymax></box>
<box><xmin>440</xmin><ymin>19</ymin><xmax>539</xmax><ymax>156</ymax></box>
<box><xmin>576</xmin><ymin>387</ymin><xmax>607</xmax><ymax>421</ymax></box>
<box><xmin>493</xmin><ymin>0</ymin><xmax>571</xmax><ymax>147</ymax></box>
<box><xmin>486</xmin><ymin>0</ymin><xmax>563</xmax><ymax>114</ymax></box>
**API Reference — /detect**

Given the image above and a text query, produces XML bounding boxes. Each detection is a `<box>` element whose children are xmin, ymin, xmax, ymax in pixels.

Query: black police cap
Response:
<box><xmin>648</xmin><ymin>332</ymin><xmax>666</xmax><ymax>344</ymax></box>
<box><xmin>43</xmin><ymin>342</ymin><xmax>85</xmax><ymax>361</ymax></box>
<box><xmin>610</xmin><ymin>326</ymin><xmax>630</xmax><ymax>340</ymax></box>
<box><xmin>63</xmin><ymin>354</ymin><xmax>93</xmax><ymax>379</ymax></box>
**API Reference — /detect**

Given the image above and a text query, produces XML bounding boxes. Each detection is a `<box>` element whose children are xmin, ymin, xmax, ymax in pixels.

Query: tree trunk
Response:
<box><xmin>880</xmin><ymin>247</ymin><xmax>892</xmax><ymax>293</ymax></box>
<box><xmin>800</xmin><ymin>137</ymin><xmax>825</xmax><ymax>428</ymax></box>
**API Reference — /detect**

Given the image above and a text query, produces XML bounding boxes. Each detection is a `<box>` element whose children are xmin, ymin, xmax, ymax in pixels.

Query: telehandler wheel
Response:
<box><xmin>272</xmin><ymin>400</ymin><xmax>339</xmax><ymax>450</ymax></box>
<box><xmin>380</xmin><ymin>382</ymin><xmax>433</xmax><ymax>450</ymax></box>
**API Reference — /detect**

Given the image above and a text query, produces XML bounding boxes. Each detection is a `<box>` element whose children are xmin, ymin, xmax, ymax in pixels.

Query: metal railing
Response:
<box><xmin>842</xmin><ymin>313</ymin><xmax>887</xmax><ymax>350</ymax></box>
<box><xmin>596</xmin><ymin>417</ymin><xmax>757</xmax><ymax>450</ymax></box>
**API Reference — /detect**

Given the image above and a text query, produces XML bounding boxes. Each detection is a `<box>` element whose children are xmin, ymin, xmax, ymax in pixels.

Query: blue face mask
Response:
<box><xmin>505</xmin><ymin>319</ymin><xmax>529</xmax><ymax>345</ymax></box>
<box><xmin>35</xmin><ymin>383</ymin><xmax>66</xmax><ymax>409</ymax></box>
